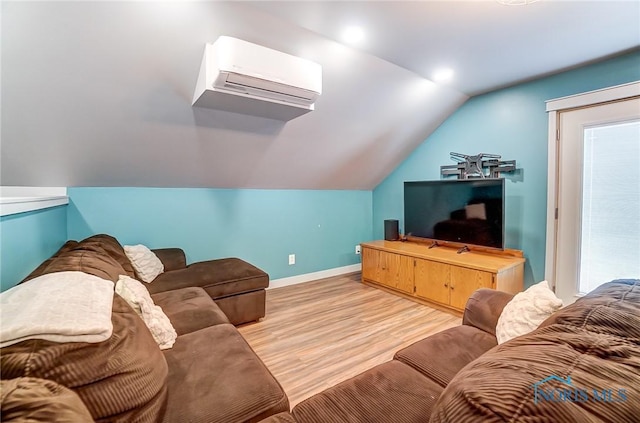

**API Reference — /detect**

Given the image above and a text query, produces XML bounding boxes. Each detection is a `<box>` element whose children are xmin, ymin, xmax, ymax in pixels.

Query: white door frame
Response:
<box><xmin>544</xmin><ymin>81</ymin><xmax>640</xmax><ymax>291</ymax></box>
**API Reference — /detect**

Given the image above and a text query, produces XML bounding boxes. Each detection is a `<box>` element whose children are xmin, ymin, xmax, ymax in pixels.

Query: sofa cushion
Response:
<box><xmin>430</xmin><ymin>279</ymin><xmax>640</xmax><ymax>423</ymax></box>
<box><xmin>214</xmin><ymin>289</ymin><xmax>266</xmax><ymax>325</ymax></box>
<box><xmin>537</xmin><ymin>278</ymin><xmax>638</xmax><ymax>331</ymax></box>
<box><xmin>32</xmin><ymin>235</ymin><xmax>133</xmax><ymax>283</ymax></box>
<box><xmin>292</xmin><ymin>361</ymin><xmax>443</xmax><ymax>423</ymax></box>
<box><xmin>152</xmin><ymin>248</ymin><xmax>187</xmax><ymax>272</ymax></box>
<box><xmin>394</xmin><ymin>325</ymin><xmax>497</xmax><ymax>387</ymax></box>
<box><xmin>1</xmin><ymin>295</ymin><xmax>169</xmax><ymax>423</ymax></box>
<box><xmin>147</xmin><ymin>258</ymin><xmax>269</xmax><ymax>299</ymax></box>
<box><xmin>85</xmin><ymin>234</ymin><xmax>138</xmax><ymax>279</ymax></box>
<box><xmin>20</xmin><ymin>240</ymin><xmax>79</xmax><ymax>284</ymax></box>
<box><xmin>259</xmin><ymin>412</ymin><xmax>298</xmax><ymax>423</ymax></box>
<box><xmin>1</xmin><ymin>377</ymin><xmax>94</xmax><ymax>422</ymax></box>
<box><xmin>461</xmin><ymin>288</ymin><xmax>514</xmax><ymax>337</ymax></box>
<box><xmin>162</xmin><ymin>323</ymin><xmax>288</xmax><ymax>423</ymax></box>
<box><xmin>151</xmin><ymin>287</ymin><xmax>229</xmax><ymax>335</ymax></box>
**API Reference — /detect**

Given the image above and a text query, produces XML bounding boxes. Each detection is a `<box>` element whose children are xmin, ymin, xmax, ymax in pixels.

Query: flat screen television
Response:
<box><xmin>404</xmin><ymin>179</ymin><xmax>505</xmax><ymax>250</ymax></box>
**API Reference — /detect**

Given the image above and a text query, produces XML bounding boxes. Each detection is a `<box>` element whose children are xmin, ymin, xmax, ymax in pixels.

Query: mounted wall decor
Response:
<box><xmin>441</xmin><ymin>152</ymin><xmax>516</xmax><ymax>179</ymax></box>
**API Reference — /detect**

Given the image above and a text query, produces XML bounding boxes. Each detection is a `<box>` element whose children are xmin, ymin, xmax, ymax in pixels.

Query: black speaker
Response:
<box><xmin>384</xmin><ymin>219</ymin><xmax>400</xmax><ymax>241</ymax></box>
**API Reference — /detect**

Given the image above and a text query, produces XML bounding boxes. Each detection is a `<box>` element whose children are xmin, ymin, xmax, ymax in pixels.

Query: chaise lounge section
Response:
<box><xmin>148</xmin><ymin>249</ymin><xmax>269</xmax><ymax>326</ymax></box>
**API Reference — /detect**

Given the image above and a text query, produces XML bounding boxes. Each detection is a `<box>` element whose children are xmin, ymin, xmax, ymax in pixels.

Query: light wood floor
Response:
<box><xmin>238</xmin><ymin>273</ymin><xmax>461</xmax><ymax>407</ymax></box>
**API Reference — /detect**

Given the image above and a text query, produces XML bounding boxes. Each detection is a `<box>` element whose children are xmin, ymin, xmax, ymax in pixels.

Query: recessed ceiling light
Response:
<box><xmin>433</xmin><ymin>68</ymin><xmax>454</xmax><ymax>83</ymax></box>
<box><xmin>342</xmin><ymin>26</ymin><xmax>365</xmax><ymax>45</ymax></box>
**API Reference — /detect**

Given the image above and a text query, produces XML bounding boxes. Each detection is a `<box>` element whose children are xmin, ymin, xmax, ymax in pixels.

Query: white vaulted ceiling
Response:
<box><xmin>1</xmin><ymin>1</ymin><xmax>638</xmax><ymax>189</ymax></box>
<box><xmin>251</xmin><ymin>0</ymin><xmax>640</xmax><ymax>95</ymax></box>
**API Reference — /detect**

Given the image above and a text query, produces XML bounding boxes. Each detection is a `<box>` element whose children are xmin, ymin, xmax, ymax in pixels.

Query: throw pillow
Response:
<box><xmin>124</xmin><ymin>244</ymin><xmax>164</xmax><ymax>283</ymax></box>
<box><xmin>495</xmin><ymin>280</ymin><xmax>563</xmax><ymax>344</ymax></box>
<box><xmin>0</xmin><ymin>271</ymin><xmax>114</xmax><ymax>348</ymax></box>
<box><xmin>115</xmin><ymin>275</ymin><xmax>176</xmax><ymax>350</ymax></box>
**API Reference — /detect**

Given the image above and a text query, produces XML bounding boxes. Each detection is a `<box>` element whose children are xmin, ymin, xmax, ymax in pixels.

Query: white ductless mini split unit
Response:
<box><xmin>192</xmin><ymin>36</ymin><xmax>322</xmax><ymax>121</ymax></box>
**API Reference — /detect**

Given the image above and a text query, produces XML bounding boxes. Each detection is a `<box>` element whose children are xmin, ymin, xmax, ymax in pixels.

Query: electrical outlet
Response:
<box><xmin>355</xmin><ymin>245</ymin><xmax>361</xmax><ymax>255</ymax></box>
<box><xmin>288</xmin><ymin>254</ymin><xmax>295</xmax><ymax>265</ymax></box>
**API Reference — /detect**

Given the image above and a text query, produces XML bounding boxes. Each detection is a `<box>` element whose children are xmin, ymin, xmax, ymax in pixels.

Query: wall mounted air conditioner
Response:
<box><xmin>192</xmin><ymin>36</ymin><xmax>322</xmax><ymax>121</ymax></box>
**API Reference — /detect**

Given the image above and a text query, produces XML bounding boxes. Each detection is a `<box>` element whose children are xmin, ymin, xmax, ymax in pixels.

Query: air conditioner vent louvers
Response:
<box><xmin>223</xmin><ymin>73</ymin><xmax>317</xmax><ymax>102</ymax></box>
<box><xmin>224</xmin><ymin>84</ymin><xmax>247</xmax><ymax>91</ymax></box>
<box><xmin>192</xmin><ymin>36</ymin><xmax>322</xmax><ymax>121</ymax></box>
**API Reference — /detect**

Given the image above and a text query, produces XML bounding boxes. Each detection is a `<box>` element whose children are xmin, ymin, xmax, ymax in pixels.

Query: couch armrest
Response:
<box><xmin>152</xmin><ymin>248</ymin><xmax>187</xmax><ymax>271</ymax></box>
<box><xmin>462</xmin><ymin>288</ymin><xmax>514</xmax><ymax>337</ymax></box>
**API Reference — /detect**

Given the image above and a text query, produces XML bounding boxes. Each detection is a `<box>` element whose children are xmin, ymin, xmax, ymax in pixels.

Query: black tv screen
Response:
<box><xmin>404</xmin><ymin>179</ymin><xmax>505</xmax><ymax>249</ymax></box>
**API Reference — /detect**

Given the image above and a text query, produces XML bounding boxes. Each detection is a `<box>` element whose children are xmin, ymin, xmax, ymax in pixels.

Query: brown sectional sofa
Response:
<box><xmin>1</xmin><ymin>234</ymin><xmax>288</xmax><ymax>422</ymax></box>
<box><xmin>264</xmin><ymin>279</ymin><xmax>640</xmax><ymax>422</ymax></box>
<box><xmin>3</xmin><ymin>233</ymin><xmax>638</xmax><ymax>422</ymax></box>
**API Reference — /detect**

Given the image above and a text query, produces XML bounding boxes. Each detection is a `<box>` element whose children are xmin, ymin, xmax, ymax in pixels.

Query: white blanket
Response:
<box><xmin>115</xmin><ymin>275</ymin><xmax>176</xmax><ymax>350</ymax></box>
<box><xmin>0</xmin><ymin>271</ymin><xmax>114</xmax><ymax>348</ymax></box>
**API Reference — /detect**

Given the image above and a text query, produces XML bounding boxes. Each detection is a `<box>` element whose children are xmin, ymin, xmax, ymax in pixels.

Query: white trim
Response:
<box><xmin>545</xmin><ymin>81</ymin><xmax>640</xmax><ymax>289</ymax></box>
<box><xmin>546</xmin><ymin>81</ymin><xmax>640</xmax><ymax>112</ymax></box>
<box><xmin>544</xmin><ymin>111</ymin><xmax>559</xmax><ymax>287</ymax></box>
<box><xmin>0</xmin><ymin>187</ymin><xmax>69</xmax><ymax>217</ymax></box>
<box><xmin>0</xmin><ymin>187</ymin><xmax>67</xmax><ymax>197</ymax></box>
<box><xmin>268</xmin><ymin>263</ymin><xmax>362</xmax><ymax>290</ymax></box>
<box><xmin>0</xmin><ymin>197</ymin><xmax>69</xmax><ymax>217</ymax></box>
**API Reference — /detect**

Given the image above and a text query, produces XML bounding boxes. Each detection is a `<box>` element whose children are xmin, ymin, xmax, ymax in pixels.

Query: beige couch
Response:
<box><xmin>1</xmin><ymin>234</ymin><xmax>288</xmax><ymax>422</ymax></box>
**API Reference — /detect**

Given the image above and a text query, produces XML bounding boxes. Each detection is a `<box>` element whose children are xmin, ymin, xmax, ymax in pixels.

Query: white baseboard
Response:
<box><xmin>268</xmin><ymin>263</ymin><xmax>362</xmax><ymax>290</ymax></box>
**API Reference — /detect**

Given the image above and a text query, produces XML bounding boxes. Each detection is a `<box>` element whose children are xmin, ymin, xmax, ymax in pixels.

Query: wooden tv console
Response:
<box><xmin>360</xmin><ymin>240</ymin><xmax>525</xmax><ymax>315</ymax></box>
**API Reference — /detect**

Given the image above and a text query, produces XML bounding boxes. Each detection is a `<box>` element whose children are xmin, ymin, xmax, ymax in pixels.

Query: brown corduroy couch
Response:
<box><xmin>147</xmin><ymin>250</ymin><xmax>269</xmax><ymax>326</ymax></box>
<box><xmin>264</xmin><ymin>279</ymin><xmax>640</xmax><ymax>423</ymax></box>
<box><xmin>1</xmin><ymin>234</ymin><xmax>288</xmax><ymax>423</ymax></box>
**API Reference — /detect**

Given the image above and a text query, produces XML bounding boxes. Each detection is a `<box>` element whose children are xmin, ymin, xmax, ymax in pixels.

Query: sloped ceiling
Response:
<box><xmin>2</xmin><ymin>1</ymin><xmax>638</xmax><ymax>190</ymax></box>
<box><xmin>251</xmin><ymin>1</ymin><xmax>640</xmax><ymax>95</ymax></box>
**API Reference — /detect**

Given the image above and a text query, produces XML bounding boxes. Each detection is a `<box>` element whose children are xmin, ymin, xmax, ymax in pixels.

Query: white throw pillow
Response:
<box><xmin>124</xmin><ymin>244</ymin><xmax>164</xmax><ymax>283</ymax></box>
<box><xmin>0</xmin><ymin>271</ymin><xmax>114</xmax><ymax>348</ymax></box>
<box><xmin>115</xmin><ymin>275</ymin><xmax>177</xmax><ymax>350</ymax></box>
<box><xmin>495</xmin><ymin>280</ymin><xmax>563</xmax><ymax>344</ymax></box>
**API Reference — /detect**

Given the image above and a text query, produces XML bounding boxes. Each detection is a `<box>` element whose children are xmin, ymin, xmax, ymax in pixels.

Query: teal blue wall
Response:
<box><xmin>67</xmin><ymin>188</ymin><xmax>372</xmax><ymax>280</ymax></box>
<box><xmin>373</xmin><ymin>51</ymin><xmax>640</xmax><ymax>288</ymax></box>
<box><xmin>4</xmin><ymin>52</ymin><xmax>638</xmax><ymax>292</ymax></box>
<box><xmin>0</xmin><ymin>206</ymin><xmax>68</xmax><ymax>291</ymax></box>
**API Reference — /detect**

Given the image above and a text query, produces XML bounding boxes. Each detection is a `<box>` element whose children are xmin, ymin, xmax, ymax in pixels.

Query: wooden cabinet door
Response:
<box><xmin>414</xmin><ymin>259</ymin><xmax>450</xmax><ymax>305</ymax></box>
<box><xmin>449</xmin><ymin>267</ymin><xmax>494</xmax><ymax>310</ymax></box>
<box><xmin>362</xmin><ymin>247</ymin><xmax>383</xmax><ymax>284</ymax></box>
<box><xmin>384</xmin><ymin>252</ymin><xmax>414</xmax><ymax>294</ymax></box>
